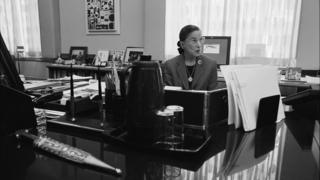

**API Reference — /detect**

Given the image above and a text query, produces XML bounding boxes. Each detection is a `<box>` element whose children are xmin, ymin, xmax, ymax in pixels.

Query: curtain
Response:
<box><xmin>0</xmin><ymin>0</ymin><xmax>41</xmax><ymax>57</ymax></box>
<box><xmin>0</xmin><ymin>32</ymin><xmax>24</xmax><ymax>91</ymax></box>
<box><xmin>165</xmin><ymin>0</ymin><xmax>301</xmax><ymax>67</ymax></box>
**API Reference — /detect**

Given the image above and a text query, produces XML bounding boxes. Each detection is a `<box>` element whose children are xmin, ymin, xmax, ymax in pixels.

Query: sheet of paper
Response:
<box><xmin>233</xmin><ymin>66</ymin><xmax>285</xmax><ymax>131</ymax></box>
<box><xmin>203</xmin><ymin>44</ymin><xmax>220</xmax><ymax>54</ymax></box>
<box><xmin>221</xmin><ymin>66</ymin><xmax>237</xmax><ymax>125</ymax></box>
<box><xmin>221</xmin><ymin>65</ymin><xmax>262</xmax><ymax>127</ymax></box>
<box><xmin>305</xmin><ymin>76</ymin><xmax>320</xmax><ymax>84</ymax></box>
<box><xmin>48</xmin><ymin>75</ymin><xmax>93</xmax><ymax>82</ymax></box>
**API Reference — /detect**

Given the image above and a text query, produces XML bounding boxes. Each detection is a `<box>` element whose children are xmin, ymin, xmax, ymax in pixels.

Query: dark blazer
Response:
<box><xmin>163</xmin><ymin>54</ymin><xmax>217</xmax><ymax>90</ymax></box>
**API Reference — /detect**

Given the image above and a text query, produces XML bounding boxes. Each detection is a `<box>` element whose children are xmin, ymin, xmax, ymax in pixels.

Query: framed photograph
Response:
<box><xmin>202</xmin><ymin>36</ymin><xmax>231</xmax><ymax>67</ymax></box>
<box><xmin>94</xmin><ymin>50</ymin><xmax>109</xmax><ymax>66</ymax></box>
<box><xmin>69</xmin><ymin>46</ymin><xmax>88</xmax><ymax>64</ymax></box>
<box><xmin>108</xmin><ymin>50</ymin><xmax>124</xmax><ymax>62</ymax></box>
<box><xmin>285</xmin><ymin>67</ymin><xmax>302</xmax><ymax>80</ymax></box>
<box><xmin>86</xmin><ymin>0</ymin><xmax>120</xmax><ymax>34</ymax></box>
<box><xmin>124</xmin><ymin>47</ymin><xmax>144</xmax><ymax>63</ymax></box>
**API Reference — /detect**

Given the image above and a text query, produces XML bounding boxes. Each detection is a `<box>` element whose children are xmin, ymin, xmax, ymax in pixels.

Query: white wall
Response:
<box><xmin>144</xmin><ymin>0</ymin><xmax>166</xmax><ymax>60</ymax></box>
<box><xmin>38</xmin><ymin>0</ymin><xmax>61</xmax><ymax>57</ymax></box>
<box><xmin>19</xmin><ymin>61</ymin><xmax>49</xmax><ymax>79</ymax></box>
<box><xmin>59</xmin><ymin>0</ymin><xmax>145</xmax><ymax>55</ymax></box>
<box><xmin>296</xmin><ymin>0</ymin><xmax>319</xmax><ymax>70</ymax></box>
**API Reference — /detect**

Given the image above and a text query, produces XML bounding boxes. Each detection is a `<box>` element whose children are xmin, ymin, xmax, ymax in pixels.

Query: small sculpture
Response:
<box><xmin>55</xmin><ymin>53</ymin><xmax>64</xmax><ymax>64</ymax></box>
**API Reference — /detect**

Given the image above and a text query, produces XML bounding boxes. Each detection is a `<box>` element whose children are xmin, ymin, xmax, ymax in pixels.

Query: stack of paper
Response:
<box><xmin>48</xmin><ymin>75</ymin><xmax>93</xmax><ymax>82</ymax></box>
<box><xmin>221</xmin><ymin>65</ymin><xmax>285</xmax><ymax>131</ymax></box>
<box><xmin>304</xmin><ymin>76</ymin><xmax>320</xmax><ymax>84</ymax></box>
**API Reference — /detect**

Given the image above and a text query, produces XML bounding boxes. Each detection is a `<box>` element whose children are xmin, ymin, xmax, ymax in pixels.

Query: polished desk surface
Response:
<box><xmin>1</xmin><ymin>112</ymin><xmax>319</xmax><ymax>180</ymax></box>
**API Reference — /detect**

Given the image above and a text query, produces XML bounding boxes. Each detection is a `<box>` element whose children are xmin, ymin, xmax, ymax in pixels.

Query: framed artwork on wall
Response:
<box><xmin>85</xmin><ymin>0</ymin><xmax>120</xmax><ymax>34</ymax></box>
<box><xmin>124</xmin><ymin>47</ymin><xmax>144</xmax><ymax>63</ymax></box>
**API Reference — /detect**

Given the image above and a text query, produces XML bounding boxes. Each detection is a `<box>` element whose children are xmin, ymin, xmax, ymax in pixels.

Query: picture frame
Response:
<box><xmin>285</xmin><ymin>67</ymin><xmax>302</xmax><ymax>80</ymax></box>
<box><xmin>94</xmin><ymin>50</ymin><xmax>109</xmax><ymax>66</ymax></box>
<box><xmin>69</xmin><ymin>46</ymin><xmax>88</xmax><ymax>65</ymax></box>
<box><xmin>85</xmin><ymin>0</ymin><xmax>121</xmax><ymax>34</ymax></box>
<box><xmin>124</xmin><ymin>47</ymin><xmax>144</xmax><ymax>63</ymax></box>
<box><xmin>202</xmin><ymin>36</ymin><xmax>231</xmax><ymax>67</ymax></box>
<box><xmin>108</xmin><ymin>50</ymin><xmax>124</xmax><ymax>62</ymax></box>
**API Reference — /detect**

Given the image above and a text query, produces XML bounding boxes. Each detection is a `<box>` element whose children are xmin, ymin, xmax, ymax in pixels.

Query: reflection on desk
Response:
<box><xmin>2</xmin><ymin>112</ymin><xmax>319</xmax><ymax>180</ymax></box>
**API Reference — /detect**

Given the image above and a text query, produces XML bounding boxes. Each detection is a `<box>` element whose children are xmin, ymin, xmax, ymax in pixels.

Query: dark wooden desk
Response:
<box><xmin>1</xmin><ymin>112</ymin><xmax>319</xmax><ymax>180</ymax></box>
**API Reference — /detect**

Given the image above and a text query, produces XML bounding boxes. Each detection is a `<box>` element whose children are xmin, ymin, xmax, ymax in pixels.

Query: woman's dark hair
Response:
<box><xmin>177</xmin><ymin>25</ymin><xmax>200</xmax><ymax>54</ymax></box>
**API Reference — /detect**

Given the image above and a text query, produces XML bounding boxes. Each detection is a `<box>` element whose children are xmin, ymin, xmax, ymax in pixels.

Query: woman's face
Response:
<box><xmin>180</xmin><ymin>30</ymin><xmax>204</xmax><ymax>58</ymax></box>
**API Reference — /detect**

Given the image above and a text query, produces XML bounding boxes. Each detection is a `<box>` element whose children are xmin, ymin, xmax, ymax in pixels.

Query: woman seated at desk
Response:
<box><xmin>163</xmin><ymin>25</ymin><xmax>218</xmax><ymax>90</ymax></box>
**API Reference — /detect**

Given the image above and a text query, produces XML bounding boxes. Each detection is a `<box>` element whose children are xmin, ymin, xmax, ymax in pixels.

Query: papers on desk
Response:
<box><xmin>48</xmin><ymin>75</ymin><xmax>93</xmax><ymax>82</ymax></box>
<box><xmin>24</xmin><ymin>80</ymin><xmax>62</xmax><ymax>90</ymax></box>
<box><xmin>280</xmin><ymin>75</ymin><xmax>320</xmax><ymax>84</ymax></box>
<box><xmin>221</xmin><ymin>65</ymin><xmax>285</xmax><ymax>131</ymax></box>
<box><xmin>303</xmin><ymin>76</ymin><xmax>320</xmax><ymax>84</ymax></box>
<box><xmin>60</xmin><ymin>81</ymin><xmax>106</xmax><ymax>105</ymax></box>
<box><xmin>34</xmin><ymin>108</ymin><xmax>66</xmax><ymax>119</ymax></box>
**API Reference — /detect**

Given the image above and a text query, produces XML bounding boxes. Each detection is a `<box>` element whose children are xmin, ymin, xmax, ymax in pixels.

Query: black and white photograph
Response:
<box><xmin>108</xmin><ymin>50</ymin><xmax>124</xmax><ymax>62</ymax></box>
<box><xmin>124</xmin><ymin>47</ymin><xmax>144</xmax><ymax>63</ymax></box>
<box><xmin>69</xmin><ymin>46</ymin><xmax>88</xmax><ymax>64</ymax></box>
<box><xmin>0</xmin><ymin>0</ymin><xmax>319</xmax><ymax>180</ymax></box>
